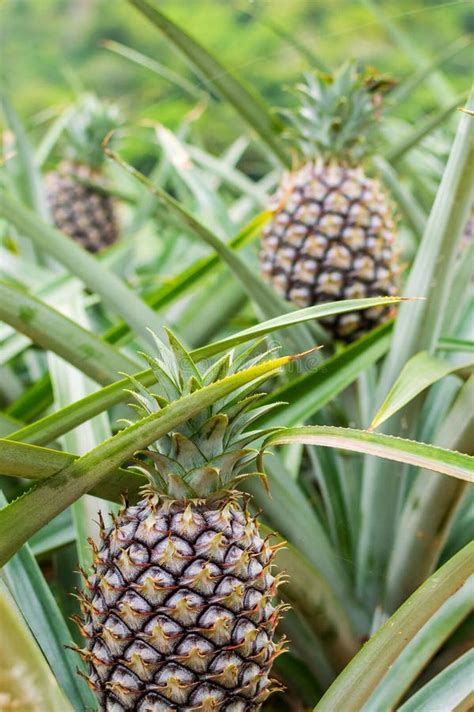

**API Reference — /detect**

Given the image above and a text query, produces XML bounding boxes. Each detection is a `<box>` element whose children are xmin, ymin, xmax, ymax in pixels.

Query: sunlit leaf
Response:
<box><xmin>266</xmin><ymin>426</ymin><xmax>474</xmax><ymax>482</ymax></box>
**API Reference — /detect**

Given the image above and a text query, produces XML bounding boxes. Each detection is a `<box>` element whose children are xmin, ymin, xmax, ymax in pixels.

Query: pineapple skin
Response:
<box><xmin>260</xmin><ymin>159</ymin><xmax>399</xmax><ymax>341</ymax></box>
<box><xmin>78</xmin><ymin>494</ymin><xmax>283</xmax><ymax>712</ymax></box>
<box><xmin>45</xmin><ymin>161</ymin><xmax>118</xmax><ymax>253</ymax></box>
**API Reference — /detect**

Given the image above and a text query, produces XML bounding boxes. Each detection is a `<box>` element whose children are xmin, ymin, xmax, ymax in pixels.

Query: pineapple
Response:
<box><xmin>260</xmin><ymin>64</ymin><xmax>399</xmax><ymax>341</ymax></box>
<box><xmin>75</xmin><ymin>332</ymin><xmax>286</xmax><ymax>711</ymax></box>
<box><xmin>45</xmin><ymin>94</ymin><xmax>121</xmax><ymax>253</ymax></box>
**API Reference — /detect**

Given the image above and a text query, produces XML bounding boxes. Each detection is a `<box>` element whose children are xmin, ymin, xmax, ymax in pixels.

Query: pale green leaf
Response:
<box><xmin>362</xmin><ymin>576</ymin><xmax>473</xmax><ymax>711</ymax></box>
<box><xmin>313</xmin><ymin>543</ymin><xmax>473</xmax><ymax>711</ymax></box>
<box><xmin>0</xmin><ymin>439</ymin><xmax>145</xmax><ymax>503</ymax></box>
<box><xmin>107</xmin><ymin>146</ymin><xmax>318</xmax><ymax>353</ymax></box>
<box><xmin>398</xmin><ymin>649</ymin><xmax>474</xmax><ymax>712</ymax></box>
<box><xmin>0</xmin><ymin>192</ymin><xmax>167</xmax><ymax>345</ymax></box>
<box><xmin>102</xmin><ymin>39</ymin><xmax>205</xmax><ymax>99</ymax></box>
<box><xmin>266</xmin><ymin>426</ymin><xmax>474</xmax><ymax>483</ymax></box>
<box><xmin>193</xmin><ymin>298</ymin><xmax>403</xmax><ymax>361</ymax></box>
<box><xmin>371</xmin><ymin>351</ymin><xmax>474</xmax><ymax>430</ymax></box>
<box><xmin>261</xmin><ymin>523</ymin><xmax>359</xmax><ymax>672</ymax></box>
<box><xmin>0</xmin><ymin>280</ymin><xmax>138</xmax><ymax>385</ymax></box>
<box><xmin>357</xmin><ymin>91</ymin><xmax>474</xmax><ymax>606</ymax></box>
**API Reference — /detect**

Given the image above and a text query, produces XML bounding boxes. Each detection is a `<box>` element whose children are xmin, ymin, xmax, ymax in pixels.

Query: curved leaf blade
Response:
<box><xmin>313</xmin><ymin>543</ymin><xmax>474</xmax><ymax>711</ymax></box>
<box><xmin>398</xmin><ymin>649</ymin><xmax>474</xmax><ymax>712</ymax></box>
<box><xmin>371</xmin><ymin>351</ymin><xmax>474</xmax><ymax>430</ymax></box>
<box><xmin>261</xmin><ymin>523</ymin><xmax>359</xmax><ymax>672</ymax></box>
<box><xmin>0</xmin><ymin>192</ymin><xmax>167</xmax><ymax>345</ymax></box>
<box><xmin>0</xmin><ymin>439</ymin><xmax>145</xmax><ymax>503</ymax></box>
<box><xmin>362</xmin><ymin>577</ymin><xmax>473</xmax><ymax>712</ymax></box>
<box><xmin>266</xmin><ymin>426</ymin><xmax>474</xmax><ymax>482</ymax></box>
<box><xmin>193</xmin><ymin>298</ymin><xmax>404</xmax><ymax>361</ymax></box>
<box><xmin>0</xmin><ymin>281</ymin><xmax>138</xmax><ymax>385</ymax></box>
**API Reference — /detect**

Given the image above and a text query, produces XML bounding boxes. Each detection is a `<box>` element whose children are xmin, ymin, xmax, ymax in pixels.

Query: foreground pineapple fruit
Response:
<box><xmin>260</xmin><ymin>64</ymin><xmax>399</xmax><ymax>341</ymax></box>
<box><xmin>45</xmin><ymin>94</ymin><xmax>121</xmax><ymax>253</ymax></box>
<box><xmin>75</xmin><ymin>333</ymin><xmax>286</xmax><ymax>711</ymax></box>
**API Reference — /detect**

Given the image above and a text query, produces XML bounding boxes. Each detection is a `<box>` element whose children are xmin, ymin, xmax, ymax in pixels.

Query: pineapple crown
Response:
<box><xmin>125</xmin><ymin>330</ymin><xmax>283</xmax><ymax>502</ymax></box>
<box><xmin>61</xmin><ymin>93</ymin><xmax>123</xmax><ymax>169</ymax></box>
<box><xmin>282</xmin><ymin>62</ymin><xmax>395</xmax><ymax>164</ymax></box>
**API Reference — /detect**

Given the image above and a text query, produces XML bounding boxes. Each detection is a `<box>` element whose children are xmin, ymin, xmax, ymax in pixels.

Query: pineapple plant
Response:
<box><xmin>45</xmin><ymin>94</ymin><xmax>122</xmax><ymax>253</ymax></box>
<box><xmin>260</xmin><ymin>64</ymin><xmax>400</xmax><ymax>341</ymax></box>
<box><xmin>75</xmin><ymin>333</ymin><xmax>286</xmax><ymax>711</ymax></box>
<box><xmin>0</xmin><ymin>3</ymin><xmax>473</xmax><ymax>711</ymax></box>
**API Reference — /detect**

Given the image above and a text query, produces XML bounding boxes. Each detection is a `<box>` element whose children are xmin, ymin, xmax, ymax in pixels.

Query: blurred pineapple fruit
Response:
<box><xmin>260</xmin><ymin>63</ymin><xmax>400</xmax><ymax>341</ymax></box>
<box><xmin>45</xmin><ymin>94</ymin><xmax>121</xmax><ymax>253</ymax></box>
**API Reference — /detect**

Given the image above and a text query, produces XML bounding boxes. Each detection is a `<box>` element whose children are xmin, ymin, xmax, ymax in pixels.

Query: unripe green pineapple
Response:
<box><xmin>45</xmin><ymin>95</ymin><xmax>122</xmax><ymax>253</ymax></box>
<box><xmin>260</xmin><ymin>64</ymin><xmax>399</xmax><ymax>341</ymax></box>
<box><xmin>75</xmin><ymin>332</ymin><xmax>286</xmax><ymax>711</ymax></box>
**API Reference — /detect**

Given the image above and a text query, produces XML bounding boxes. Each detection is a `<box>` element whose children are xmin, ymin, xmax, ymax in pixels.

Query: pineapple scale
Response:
<box><xmin>77</xmin><ymin>495</ymin><xmax>283</xmax><ymax>712</ymax></box>
<box><xmin>260</xmin><ymin>159</ymin><xmax>399</xmax><ymax>341</ymax></box>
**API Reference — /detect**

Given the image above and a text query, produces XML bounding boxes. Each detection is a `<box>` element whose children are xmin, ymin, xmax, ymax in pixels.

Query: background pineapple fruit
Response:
<box><xmin>260</xmin><ymin>64</ymin><xmax>399</xmax><ymax>341</ymax></box>
<box><xmin>45</xmin><ymin>94</ymin><xmax>121</xmax><ymax>253</ymax></box>
<box><xmin>75</xmin><ymin>333</ymin><xmax>286</xmax><ymax>711</ymax></box>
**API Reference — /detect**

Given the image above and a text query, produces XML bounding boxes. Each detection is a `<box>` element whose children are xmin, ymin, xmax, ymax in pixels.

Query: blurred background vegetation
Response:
<box><xmin>1</xmin><ymin>0</ymin><xmax>472</xmax><ymax>155</ymax></box>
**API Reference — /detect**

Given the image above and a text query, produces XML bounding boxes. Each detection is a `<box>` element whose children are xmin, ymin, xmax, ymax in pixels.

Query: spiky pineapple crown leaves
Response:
<box><xmin>124</xmin><ymin>329</ymin><xmax>286</xmax><ymax>501</ymax></box>
<box><xmin>282</xmin><ymin>62</ymin><xmax>395</xmax><ymax>164</ymax></box>
<box><xmin>61</xmin><ymin>93</ymin><xmax>123</xmax><ymax>169</ymax></box>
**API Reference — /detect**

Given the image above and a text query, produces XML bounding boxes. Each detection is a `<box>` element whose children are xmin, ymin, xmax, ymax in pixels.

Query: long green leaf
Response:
<box><xmin>102</xmin><ymin>39</ymin><xmax>205</xmax><ymax>99</ymax></box>
<box><xmin>362</xmin><ymin>576</ymin><xmax>473</xmax><ymax>712</ymax></box>
<box><xmin>193</xmin><ymin>298</ymin><xmax>403</xmax><ymax>361</ymax></box>
<box><xmin>358</xmin><ymin>91</ymin><xmax>474</xmax><ymax>605</ymax></box>
<box><xmin>127</xmin><ymin>0</ymin><xmax>290</xmax><ymax>166</ymax></box>
<box><xmin>257</xmin><ymin>321</ymin><xmax>392</xmax><ymax>427</ymax></box>
<box><xmin>0</xmin><ymin>192</ymin><xmax>167</xmax><ymax>345</ymax></box>
<box><xmin>0</xmin><ymin>496</ymin><xmax>93</xmax><ymax>710</ymax></box>
<box><xmin>384</xmin><ymin>376</ymin><xmax>474</xmax><ymax>612</ymax></box>
<box><xmin>0</xmin><ymin>354</ymin><xmax>293</xmax><ymax>565</ymax></box>
<box><xmin>2</xmin><ymin>210</ymin><xmax>264</xmax><ymax>416</ymax></box>
<box><xmin>0</xmin><ymin>93</ymin><xmax>48</xmax><ymax>220</ymax></box>
<box><xmin>48</xmin><ymin>288</ymin><xmax>116</xmax><ymax>570</ymax></box>
<box><xmin>104</xmin><ymin>210</ymin><xmax>267</xmax><ymax>344</ymax></box>
<box><xmin>362</xmin><ymin>0</ymin><xmax>456</xmax><ymax>104</ymax></box>
<box><xmin>0</xmin><ymin>281</ymin><xmax>138</xmax><ymax>384</ymax></box>
<box><xmin>6</xmin><ymin>306</ymin><xmax>393</xmax><ymax>450</ymax></box>
<box><xmin>371</xmin><ymin>351</ymin><xmax>474</xmax><ymax>430</ymax></box>
<box><xmin>389</xmin><ymin>35</ymin><xmax>472</xmax><ymax>106</ymax></box>
<box><xmin>248</xmin><ymin>455</ymin><xmax>366</xmax><ymax>634</ymax></box>
<box><xmin>5</xmin><ymin>370</ymin><xmax>156</xmax><ymax>446</ymax></box>
<box><xmin>386</xmin><ymin>95</ymin><xmax>467</xmax><ymax>164</ymax></box>
<box><xmin>313</xmin><ymin>542</ymin><xmax>474</xmax><ymax>711</ymax></box>
<box><xmin>398</xmin><ymin>649</ymin><xmax>474</xmax><ymax>712</ymax></box>
<box><xmin>265</xmin><ymin>426</ymin><xmax>474</xmax><ymax>483</ymax></box>
<box><xmin>372</xmin><ymin>155</ymin><xmax>426</xmax><ymax>238</ymax></box>
<box><xmin>107</xmin><ymin>147</ymin><xmax>319</xmax><ymax>351</ymax></box>
<box><xmin>0</xmin><ymin>581</ymin><xmax>75</xmax><ymax>712</ymax></box>
<box><xmin>0</xmin><ymin>439</ymin><xmax>145</xmax><ymax>503</ymax></box>
<box><xmin>29</xmin><ymin>509</ymin><xmax>75</xmax><ymax>557</ymax></box>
